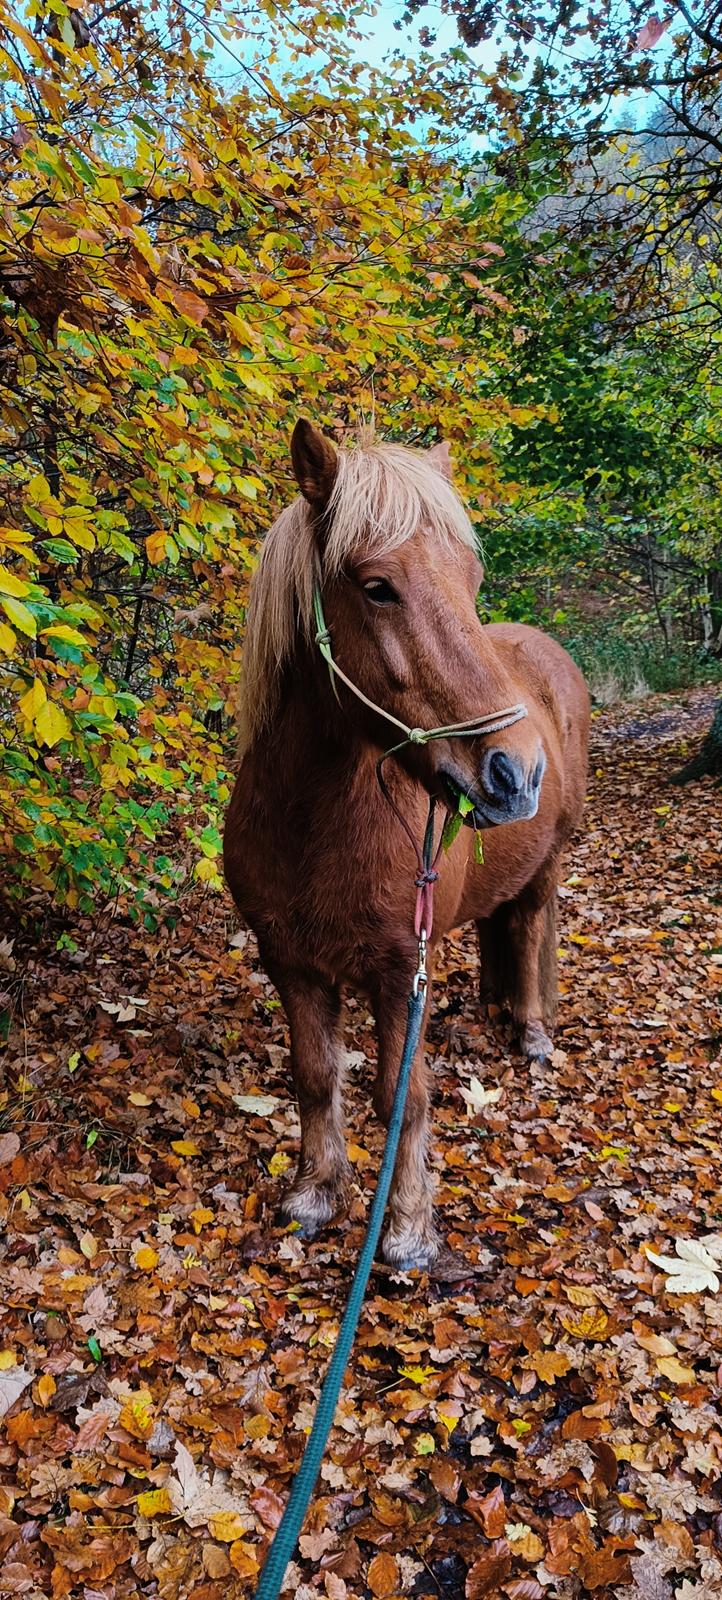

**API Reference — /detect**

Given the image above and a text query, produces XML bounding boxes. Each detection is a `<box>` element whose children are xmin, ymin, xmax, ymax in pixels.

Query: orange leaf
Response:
<box><xmin>367</xmin><ymin>1553</ymin><xmax>398</xmax><ymax>1598</ymax></box>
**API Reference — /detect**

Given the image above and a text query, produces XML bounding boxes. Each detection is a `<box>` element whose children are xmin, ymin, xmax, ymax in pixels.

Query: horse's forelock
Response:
<box><xmin>240</xmin><ymin>441</ymin><xmax>476</xmax><ymax>749</ymax></box>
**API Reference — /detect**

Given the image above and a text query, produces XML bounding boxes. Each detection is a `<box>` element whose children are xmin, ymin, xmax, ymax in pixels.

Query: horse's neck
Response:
<box><xmin>255</xmin><ymin>671</ymin><xmax>416</xmax><ymax>831</ymax></box>
<box><xmin>258</xmin><ymin>671</ymin><xmax>369</xmax><ymax>789</ymax></box>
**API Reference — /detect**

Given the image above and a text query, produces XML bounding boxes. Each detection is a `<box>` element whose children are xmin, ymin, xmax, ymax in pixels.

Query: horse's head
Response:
<box><xmin>291</xmin><ymin>420</ymin><xmax>545</xmax><ymax>828</ymax></box>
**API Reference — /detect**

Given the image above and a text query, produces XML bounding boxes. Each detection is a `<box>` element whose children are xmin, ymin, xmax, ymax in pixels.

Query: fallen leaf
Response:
<box><xmin>137</xmin><ymin>1487</ymin><xmax>172</xmax><ymax>1517</ymax></box>
<box><xmin>465</xmin><ymin>1539</ymin><xmax>512</xmax><ymax>1597</ymax></box>
<box><xmin>0</xmin><ymin>1366</ymin><xmax>32</xmax><ymax>1418</ymax></box>
<box><xmin>560</xmin><ymin>1309</ymin><xmax>610</xmax><ymax>1340</ymax></box>
<box><xmin>656</xmin><ymin>1355</ymin><xmax>696</xmax><ymax>1385</ymax></box>
<box><xmin>0</xmin><ymin>1132</ymin><xmax>20</xmax><ymax>1165</ymax></box>
<box><xmin>367</xmin><ymin>1552</ymin><xmax>398</xmax><ymax>1598</ymax></box>
<box><xmin>460</xmin><ymin>1075</ymin><xmax>502</xmax><ymax>1113</ymax></box>
<box><xmin>467</xmin><ymin>1483</ymin><xmax>506</xmax><ymax>1538</ymax></box>
<box><xmin>646</xmin><ymin>1238</ymin><xmax>720</xmax><ymax>1295</ymax></box>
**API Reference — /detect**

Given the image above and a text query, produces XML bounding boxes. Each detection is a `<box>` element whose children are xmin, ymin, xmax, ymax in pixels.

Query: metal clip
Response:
<box><xmin>413</xmin><ymin>928</ymin><xmax>428</xmax><ymax>996</ymax></box>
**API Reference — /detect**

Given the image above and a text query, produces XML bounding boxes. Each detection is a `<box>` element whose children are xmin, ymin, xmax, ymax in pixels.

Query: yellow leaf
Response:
<box><xmin>209</xmin><ymin>1511</ymin><xmax>250</xmax><ymax>1542</ymax></box>
<box><xmin>399</xmin><ymin>1365</ymin><xmax>436</xmax><ymax>1385</ymax></box>
<box><xmin>0</xmin><ymin>1351</ymin><xmax>17</xmax><ymax>1370</ymax></box>
<box><xmin>563</xmin><ymin>1285</ymin><xmax>600</xmax><ymax>1307</ymax></box>
<box><xmin>236</xmin><ymin>365</ymin><xmax>275</xmax><ymax>400</ymax></box>
<box><xmin>560</xmin><ymin>1309</ymin><xmax>610</xmax><ymax>1341</ymax></box>
<box><xmin>414</xmin><ymin>1432</ymin><xmax>435</xmax><ymax>1454</ymax></box>
<box><xmin>137</xmin><ymin>1487</ymin><xmax>172</xmax><ymax>1517</ymax></box>
<box><xmin>712</xmin><ymin>1088</ymin><xmax>722</xmax><ymax>1104</ymax></box>
<box><xmin>41</xmin><ymin>624</ymin><xmax>87</xmax><ymax>648</ymax></box>
<box><xmin>656</xmin><ymin>1355</ymin><xmax>696</xmax><ymax>1385</ymax></box>
<box><xmin>146</xmin><ymin>528</ymin><xmax>170</xmax><ymax>564</ymax></box>
<box><xmin>19</xmin><ymin>678</ymin><xmax>47</xmax><ymax>720</ymax></box>
<box><xmin>597</xmin><ymin>1144</ymin><xmax>628</xmax><ymax>1162</ymax></box>
<box><xmin>171</xmin><ymin>1139</ymin><xmax>200</xmax><ymax>1157</ymax></box>
<box><xmin>245</xmin><ymin>1413</ymin><xmax>269</xmax><ymax>1439</ymax></box>
<box><xmin>134</xmin><ymin>1245</ymin><xmax>158</xmax><ymax>1271</ymax></box>
<box><xmin>64</xmin><ymin>520</ymin><xmax>95</xmax><ymax>552</ymax></box>
<box><xmin>36</xmin><ymin>1373</ymin><xmax>56</xmax><ymax>1406</ymax></box>
<box><xmin>0</xmin><ymin>621</ymin><xmax>17</xmax><ymax>655</ymax></box>
<box><xmin>229</xmin><ymin>1540</ymin><xmax>259</xmax><ymax>1577</ymax></box>
<box><xmin>0</xmin><ymin>524</ymin><xmax>33</xmax><ymax>546</ymax></box>
<box><xmin>119</xmin><ymin>1393</ymin><xmax>155</xmax><ymax>1439</ymax></box>
<box><xmin>268</xmin><ymin>1150</ymin><xmax>291</xmax><ymax>1177</ymax></box>
<box><xmin>2</xmin><ymin>596</ymin><xmax>36</xmax><ymax>636</ymax></box>
<box><xmin>129</xmin><ymin>1091</ymin><xmax>153</xmax><ymax>1106</ymax></box>
<box><xmin>80</xmin><ymin>1231</ymin><xmax>98</xmax><ymax>1260</ymax></box>
<box><xmin>0</xmin><ymin>566</ymin><xmax>30</xmax><ymax>598</ymax></box>
<box><xmin>190</xmin><ymin>1207</ymin><xmax>214</xmax><ymax>1233</ymax></box>
<box><xmin>437</xmin><ymin>1410</ymin><xmax>459</xmax><ymax>1434</ymax></box>
<box><xmin>34</xmin><ymin>699</ymin><xmax>71</xmax><ymax>748</ymax></box>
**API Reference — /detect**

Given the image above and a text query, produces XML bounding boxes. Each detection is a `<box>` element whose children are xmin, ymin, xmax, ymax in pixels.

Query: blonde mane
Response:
<box><xmin>240</xmin><ymin>438</ymin><xmax>477</xmax><ymax>749</ymax></box>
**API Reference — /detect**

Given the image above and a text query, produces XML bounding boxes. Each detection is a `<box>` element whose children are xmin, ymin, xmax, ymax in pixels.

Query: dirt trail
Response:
<box><xmin>1</xmin><ymin>687</ymin><xmax>721</xmax><ymax>1600</ymax></box>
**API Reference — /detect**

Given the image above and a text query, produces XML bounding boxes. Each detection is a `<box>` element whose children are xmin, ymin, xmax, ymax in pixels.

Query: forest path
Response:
<box><xmin>1</xmin><ymin>686</ymin><xmax>720</xmax><ymax>1600</ymax></box>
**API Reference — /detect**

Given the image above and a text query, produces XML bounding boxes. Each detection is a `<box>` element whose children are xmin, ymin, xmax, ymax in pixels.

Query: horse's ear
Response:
<box><xmin>427</xmin><ymin>440</ymin><xmax>453</xmax><ymax>481</ymax></box>
<box><xmin>291</xmin><ymin>419</ymin><xmax>338</xmax><ymax>509</ymax></box>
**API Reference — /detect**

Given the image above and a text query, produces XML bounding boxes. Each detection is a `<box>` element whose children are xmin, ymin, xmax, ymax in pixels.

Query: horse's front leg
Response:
<box><xmin>370</xmin><ymin>965</ymin><xmax>438</xmax><ymax>1270</ymax></box>
<box><xmin>274</xmin><ymin>971</ymin><xmax>351</xmax><ymax>1237</ymax></box>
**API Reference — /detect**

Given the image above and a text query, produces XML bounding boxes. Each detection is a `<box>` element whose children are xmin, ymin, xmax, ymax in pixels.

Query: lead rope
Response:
<box><xmin>254</xmin><ymin>588</ymin><xmax>527</xmax><ymax>1600</ymax></box>
<box><xmin>253</xmin><ymin>806</ymin><xmax>437</xmax><ymax>1600</ymax></box>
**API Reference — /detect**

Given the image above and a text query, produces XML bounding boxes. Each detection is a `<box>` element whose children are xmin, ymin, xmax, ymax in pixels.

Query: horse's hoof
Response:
<box><xmin>279</xmin><ymin>1181</ymin><xmax>339</xmax><ymax>1238</ymax></box>
<box><xmin>381</xmin><ymin>1225</ymin><xmax>439</xmax><ymax>1273</ymax></box>
<box><xmin>520</xmin><ymin>1021</ymin><xmax>553</xmax><ymax>1062</ymax></box>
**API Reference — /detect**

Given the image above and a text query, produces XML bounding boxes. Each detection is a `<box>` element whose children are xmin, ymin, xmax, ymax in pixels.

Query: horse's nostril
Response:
<box><xmin>487</xmin><ymin>749</ymin><xmax>522</xmax><ymax>796</ymax></box>
<box><xmin>532</xmin><ymin>755</ymin><xmax>545</xmax><ymax>788</ymax></box>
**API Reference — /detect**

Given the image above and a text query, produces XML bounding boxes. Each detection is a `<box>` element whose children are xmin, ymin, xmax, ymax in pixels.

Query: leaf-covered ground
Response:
<box><xmin>1</xmin><ymin>688</ymin><xmax>721</xmax><ymax>1600</ymax></box>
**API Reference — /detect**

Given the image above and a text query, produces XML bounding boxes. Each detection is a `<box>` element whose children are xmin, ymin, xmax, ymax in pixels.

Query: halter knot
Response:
<box><xmin>414</xmin><ymin>868</ymin><xmax>438</xmax><ymax>889</ymax></box>
<box><xmin>315</xmin><ymin>626</ymin><xmax>331</xmax><ymax>646</ymax></box>
<box><xmin>408</xmin><ymin>727</ymin><xmax>427</xmax><ymax>745</ymax></box>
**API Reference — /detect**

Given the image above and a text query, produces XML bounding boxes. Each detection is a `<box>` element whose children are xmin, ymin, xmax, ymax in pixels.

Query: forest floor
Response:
<box><xmin>1</xmin><ymin>686</ymin><xmax>721</xmax><ymax>1600</ymax></box>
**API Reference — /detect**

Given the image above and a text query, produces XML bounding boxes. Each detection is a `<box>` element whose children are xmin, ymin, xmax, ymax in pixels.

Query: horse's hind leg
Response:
<box><xmin>370</xmin><ymin>965</ymin><xmax>438</xmax><ymax>1270</ymax></box>
<box><xmin>477</xmin><ymin>905</ymin><xmax>517</xmax><ymax>1010</ymax></box>
<box><xmin>274</xmin><ymin>971</ymin><xmax>350</xmax><ymax>1237</ymax></box>
<box><xmin>477</xmin><ymin>878</ymin><xmax>558</xmax><ymax>1062</ymax></box>
<box><xmin>507</xmin><ymin>893</ymin><xmax>558</xmax><ymax>1062</ymax></box>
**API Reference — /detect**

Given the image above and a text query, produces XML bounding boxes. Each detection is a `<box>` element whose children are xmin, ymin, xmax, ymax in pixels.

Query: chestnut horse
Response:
<box><xmin>224</xmin><ymin>421</ymin><xmax>590</xmax><ymax>1269</ymax></box>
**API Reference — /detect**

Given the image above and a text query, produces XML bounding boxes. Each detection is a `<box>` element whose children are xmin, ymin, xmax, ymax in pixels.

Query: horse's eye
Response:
<box><xmin>362</xmin><ymin>577</ymin><xmax>399</xmax><ymax>605</ymax></box>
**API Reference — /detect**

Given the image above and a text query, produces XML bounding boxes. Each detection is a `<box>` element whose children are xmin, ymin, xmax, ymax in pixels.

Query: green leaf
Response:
<box><xmin>442</xmin><ymin>810</ymin><xmax>464</xmax><ymax>852</ymax></box>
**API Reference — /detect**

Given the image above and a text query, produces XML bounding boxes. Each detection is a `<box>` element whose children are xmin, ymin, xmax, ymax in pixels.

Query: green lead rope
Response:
<box><xmin>253</xmin><ymin>984</ymin><xmax>427</xmax><ymax>1600</ymax></box>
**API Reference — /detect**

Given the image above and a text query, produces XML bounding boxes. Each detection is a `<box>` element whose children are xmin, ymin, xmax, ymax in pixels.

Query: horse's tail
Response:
<box><xmin>539</xmin><ymin>893</ymin><xmax>558</xmax><ymax>1031</ymax></box>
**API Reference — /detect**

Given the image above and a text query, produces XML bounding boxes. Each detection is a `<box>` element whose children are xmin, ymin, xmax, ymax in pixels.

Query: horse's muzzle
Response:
<box><xmin>480</xmin><ymin>745</ymin><xmax>545</xmax><ymax>821</ymax></box>
<box><xmin>440</xmin><ymin>745</ymin><xmax>545</xmax><ymax>828</ymax></box>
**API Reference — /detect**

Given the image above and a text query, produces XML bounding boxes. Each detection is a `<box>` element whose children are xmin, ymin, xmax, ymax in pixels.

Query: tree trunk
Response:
<box><xmin>671</xmin><ymin>699</ymin><xmax>722</xmax><ymax>783</ymax></box>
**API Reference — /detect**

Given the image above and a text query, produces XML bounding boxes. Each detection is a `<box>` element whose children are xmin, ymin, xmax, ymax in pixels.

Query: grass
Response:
<box><xmin>561</xmin><ymin>631</ymin><xmax>722</xmax><ymax>705</ymax></box>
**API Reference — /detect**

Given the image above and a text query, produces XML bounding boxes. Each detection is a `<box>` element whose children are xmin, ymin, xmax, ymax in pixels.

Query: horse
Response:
<box><xmin>224</xmin><ymin>420</ymin><xmax>590</xmax><ymax>1270</ymax></box>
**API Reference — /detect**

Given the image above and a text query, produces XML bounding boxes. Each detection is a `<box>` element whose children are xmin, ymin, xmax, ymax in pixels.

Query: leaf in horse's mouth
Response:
<box><xmin>441</xmin><ymin>777</ymin><xmax>477</xmax><ymax>850</ymax></box>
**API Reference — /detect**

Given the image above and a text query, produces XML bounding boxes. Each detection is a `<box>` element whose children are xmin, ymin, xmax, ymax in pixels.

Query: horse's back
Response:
<box><xmin>484</xmin><ymin>623</ymin><xmax>589</xmax><ymax>735</ymax></box>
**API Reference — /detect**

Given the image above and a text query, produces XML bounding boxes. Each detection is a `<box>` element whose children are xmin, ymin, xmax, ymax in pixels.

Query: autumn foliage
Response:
<box><xmin>0</xmin><ymin>0</ymin><xmax>543</xmax><ymax>919</ymax></box>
